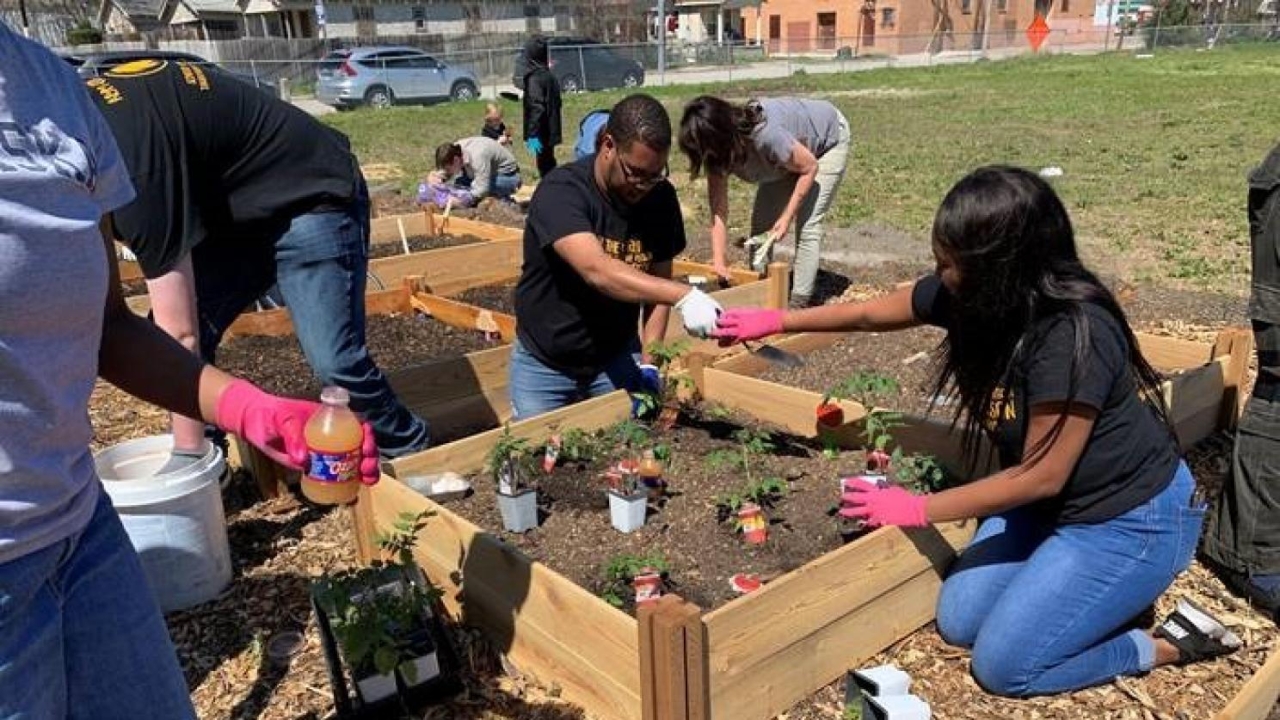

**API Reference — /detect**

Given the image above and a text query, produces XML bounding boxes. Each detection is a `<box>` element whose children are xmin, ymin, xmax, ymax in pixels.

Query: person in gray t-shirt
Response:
<box><xmin>679</xmin><ymin>95</ymin><xmax>851</xmax><ymax>307</ymax></box>
<box><xmin>0</xmin><ymin>21</ymin><xmax>381</xmax><ymax>717</ymax></box>
<box><xmin>434</xmin><ymin>136</ymin><xmax>523</xmax><ymax>204</ymax></box>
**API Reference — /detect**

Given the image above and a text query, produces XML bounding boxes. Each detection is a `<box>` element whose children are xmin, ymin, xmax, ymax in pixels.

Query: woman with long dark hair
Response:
<box><xmin>712</xmin><ymin>166</ymin><xmax>1240</xmax><ymax>696</ymax></box>
<box><xmin>678</xmin><ymin>95</ymin><xmax>850</xmax><ymax>307</ymax></box>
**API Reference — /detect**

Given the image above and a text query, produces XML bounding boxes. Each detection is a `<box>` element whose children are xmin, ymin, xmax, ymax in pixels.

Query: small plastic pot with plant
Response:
<box><xmin>598</xmin><ymin>551</ymin><xmax>671</xmax><ymax>612</ymax></box>
<box><xmin>311</xmin><ymin>511</ymin><xmax>461</xmax><ymax>714</ymax></box>
<box><xmin>488</xmin><ymin>426</ymin><xmax>539</xmax><ymax>533</ymax></box>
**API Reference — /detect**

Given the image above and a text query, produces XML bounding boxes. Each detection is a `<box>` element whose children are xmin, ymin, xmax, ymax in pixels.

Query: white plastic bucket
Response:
<box><xmin>93</xmin><ymin>435</ymin><xmax>232</xmax><ymax>613</ymax></box>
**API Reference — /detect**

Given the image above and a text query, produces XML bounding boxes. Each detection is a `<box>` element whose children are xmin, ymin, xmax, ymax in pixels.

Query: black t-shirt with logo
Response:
<box><xmin>85</xmin><ymin>60</ymin><xmax>361</xmax><ymax>278</ymax></box>
<box><xmin>515</xmin><ymin>156</ymin><xmax>686</xmax><ymax>377</ymax></box>
<box><xmin>911</xmin><ymin>275</ymin><xmax>1180</xmax><ymax>524</ymax></box>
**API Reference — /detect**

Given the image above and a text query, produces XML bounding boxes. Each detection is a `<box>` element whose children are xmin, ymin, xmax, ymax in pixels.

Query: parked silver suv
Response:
<box><xmin>316</xmin><ymin>47</ymin><xmax>480</xmax><ymax>109</ymax></box>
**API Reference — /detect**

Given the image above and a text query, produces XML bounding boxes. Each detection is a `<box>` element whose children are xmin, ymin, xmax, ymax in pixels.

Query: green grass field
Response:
<box><xmin>323</xmin><ymin>45</ymin><xmax>1280</xmax><ymax>291</ymax></box>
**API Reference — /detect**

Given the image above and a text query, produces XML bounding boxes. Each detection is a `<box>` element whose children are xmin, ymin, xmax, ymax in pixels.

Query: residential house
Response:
<box><xmin>740</xmin><ymin>0</ymin><xmax>1099</xmax><ymax>55</ymax></box>
<box><xmin>653</xmin><ymin>0</ymin><xmax>759</xmax><ymax>43</ymax></box>
<box><xmin>99</xmin><ymin>0</ymin><xmax>315</xmax><ymax>38</ymax></box>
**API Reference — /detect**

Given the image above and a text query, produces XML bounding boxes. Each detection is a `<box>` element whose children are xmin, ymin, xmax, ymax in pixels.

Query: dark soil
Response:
<box><xmin>216</xmin><ymin>313</ymin><xmax>499</xmax><ymax>403</ymax></box>
<box><xmin>453</xmin><ymin>281</ymin><xmax>518</xmax><ymax>316</ymax></box>
<box><xmin>444</xmin><ymin>406</ymin><xmax>893</xmax><ymax>612</ymax></box>
<box><xmin>758</xmin><ymin>328</ymin><xmax>949</xmax><ymax>418</ymax></box>
<box><xmin>367</xmin><ymin>234</ymin><xmax>482</xmax><ymax>260</ymax></box>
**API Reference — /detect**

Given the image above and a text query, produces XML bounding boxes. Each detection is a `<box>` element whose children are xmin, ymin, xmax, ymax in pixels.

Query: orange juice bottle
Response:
<box><xmin>302</xmin><ymin>386</ymin><xmax>363</xmax><ymax>505</ymax></box>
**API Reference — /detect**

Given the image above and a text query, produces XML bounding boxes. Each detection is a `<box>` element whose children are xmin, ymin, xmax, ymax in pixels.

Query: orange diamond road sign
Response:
<box><xmin>1027</xmin><ymin>14</ymin><xmax>1050</xmax><ymax>52</ymax></box>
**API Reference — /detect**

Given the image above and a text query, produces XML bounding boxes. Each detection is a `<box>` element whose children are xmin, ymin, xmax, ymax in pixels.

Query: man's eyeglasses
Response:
<box><xmin>617</xmin><ymin>155</ymin><xmax>669</xmax><ymax>189</ymax></box>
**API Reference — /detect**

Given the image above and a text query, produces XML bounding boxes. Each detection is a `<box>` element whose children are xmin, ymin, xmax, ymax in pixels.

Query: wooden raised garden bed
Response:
<box><xmin>354</xmin><ymin>371</ymin><xmax>977</xmax><ymax>720</ymax></box>
<box><xmin>347</xmin><ymin>323</ymin><xmax>1280</xmax><ymax>720</ymax></box>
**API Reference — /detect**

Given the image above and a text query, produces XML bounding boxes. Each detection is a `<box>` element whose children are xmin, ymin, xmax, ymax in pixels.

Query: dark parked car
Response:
<box><xmin>512</xmin><ymin>37</ymin><xmax>644</xmax><ymax>93</ymax></box>
<box><xmin>64</xmin><ymin>49</ymin><xmax>279</xmax><ymax>97</ymax></box>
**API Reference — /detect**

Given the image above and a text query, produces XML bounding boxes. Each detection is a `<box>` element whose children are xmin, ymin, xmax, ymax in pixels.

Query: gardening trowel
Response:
<box><xmin>743</xmin><ymin>340</ymin><xmax>804</xmax><ymax>369</ymax></box>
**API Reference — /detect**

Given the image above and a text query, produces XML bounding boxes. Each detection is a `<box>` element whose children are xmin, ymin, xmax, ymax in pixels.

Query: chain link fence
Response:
<box><xmin>67</xmin><ymin>23</ymin><xmax>1279</xmax><ymax>107</ymax></box>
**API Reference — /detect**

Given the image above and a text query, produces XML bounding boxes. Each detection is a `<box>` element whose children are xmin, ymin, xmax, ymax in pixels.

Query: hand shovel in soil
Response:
<box><xmin>743</xmin><ymin>340</ymin><xmax>804</xmax><ymax>369</ymax></box>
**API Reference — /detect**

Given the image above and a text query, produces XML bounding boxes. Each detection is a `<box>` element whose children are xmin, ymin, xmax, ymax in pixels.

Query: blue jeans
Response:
<box><xmin>935</xmin><ymin>462</ymin><xmax>1203</xmax><ymax>697</ymax></box>
<box><xmin>457</xmin><ymin>172</ymin><xmax>521</xmax><ymax>201</ymax></box>
<box><xmin>0</xmin><ymin>491</ymin><xmax>195</xmax><ymax>720</ymax></box>
<box><xmin>508</xmin><ymin>339</ymin><xmax>643</xmax><ymax>420</ymax></box>
<box><xmin>193</xmin><ymin>189</ymin><xmax>430</xmax><ymax>458</ymax></box>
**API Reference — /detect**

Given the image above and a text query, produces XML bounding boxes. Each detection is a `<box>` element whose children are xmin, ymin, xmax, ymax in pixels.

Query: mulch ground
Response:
<box><xmin>85</xmin><ymin>243</ymin><xmax>1280</xmax><ymax>719</ymax></box>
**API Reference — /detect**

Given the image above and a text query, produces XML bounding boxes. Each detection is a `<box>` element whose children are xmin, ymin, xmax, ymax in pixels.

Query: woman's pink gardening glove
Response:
<box><xmin>215</xmin><ymin>379</ymin><xmax>381</xmax><ymax>485</ymax></box>
<box><xmin>712</xmin><ymin>307</ymin><xmax>785</xmax><ymax>347</ymax></box>
<box><xmin>839</xmin><ymin>478</ymin><xmax>929</xmax><ymax>528</ymax></box>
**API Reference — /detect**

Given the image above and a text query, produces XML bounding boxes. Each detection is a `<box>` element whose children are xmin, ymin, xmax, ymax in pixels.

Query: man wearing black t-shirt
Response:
<box><xmin>86</xmin><ymin>60</ymin><xmax>429</xmax><ymax>461</ymax></box>
<box><xmin>511</xmin><ymin>94</ymin><xmax>723</xmax><ymax>418</ymax></box>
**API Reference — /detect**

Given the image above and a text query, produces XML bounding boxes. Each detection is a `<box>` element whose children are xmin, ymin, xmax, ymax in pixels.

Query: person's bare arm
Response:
<box><xmin>778</xmin><ymin>283</ymin><xmax>920</xmax><ymax>333</ymax></box>
<box><xmin>144</xmin><ymin>254</ymin><xmax>208</xmax><ymax>452</ymax></box>
<box><xmin>97</xmin><ymin>217</ymin><xmax>233</xmax><ymax>424</ymax></box>
<box><xmin>770</xmin><ymin>141</ymin><xmax>819</xmax><ymax>237</ymax></box>
<box><xmin>553</xmin><ymin>233</ymin><xmax>690</xmax><ymax>306</ymax></box>
<box><xmin>925</xmin><ymin>403</ymin><xmax>1098</xmax><ymax>522</ymax></box>
<box><xmin>640</xmin><ymin>260</ymin><xmax>675</xmax><ymax>361</ymax></box>
<box><xmin>708</xmin><ymin>173</ymin><xmax>732</xmax><ymax>280</ymax></box>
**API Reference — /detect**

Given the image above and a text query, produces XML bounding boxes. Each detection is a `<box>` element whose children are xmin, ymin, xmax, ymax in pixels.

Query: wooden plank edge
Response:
<box><xmin>388</xmin><ymin>390</ymin><xmax>632</xmax><ymax>478</ymax></box>
<box><xmin>358</xmin><ymin>478</ymin><xmax>643</xmax><ymax>719</ymax></box>
<box><xmin>1217</xmin><ymin>644</ymin><xmax>1280</xmax><ymax>720</ymax></box>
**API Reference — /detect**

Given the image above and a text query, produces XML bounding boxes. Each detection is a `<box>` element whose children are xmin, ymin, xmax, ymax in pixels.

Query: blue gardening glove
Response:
<box><xmin>630</xmin><ymin>363</ymin><xmax>662</xmax><ymax>419</ymax></box>
<box><xmin>525</xmin><ymin>137</ymin><xmax>544</xmax><ymax>156</ymax></box>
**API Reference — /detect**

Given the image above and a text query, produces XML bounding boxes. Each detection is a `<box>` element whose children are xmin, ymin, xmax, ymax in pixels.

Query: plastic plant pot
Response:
<box><xmin>355</xmin><ymin>667</ymin><xmax>397</xmax><ymax>704</ymax></box>
<box><xmin>607</xmin><ymin>488</ymin><xmax>648</xmax><ymax>533</ymax></box>
<box><xmin>846</xmin><ymin>664</ymin><xmax>912</xmax><ymax>698</ymax></box>
<box><xmin>496</xmin><ymin>487</ymin><xmax>538</xmax><ymax>533</ymax></box>
<box><xmin>738</xmin><ymin>502</ymin><xmax>768</xmax><ymax>544</ymax></box>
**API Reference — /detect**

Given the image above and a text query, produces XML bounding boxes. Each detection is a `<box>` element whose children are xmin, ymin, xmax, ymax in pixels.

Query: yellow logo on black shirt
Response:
<box><xmin>104</xmin><ymin>59</ymin><xmax>167</xmax><ymax>77</ymax></box>
<box><xmin>602</xmin><ymin>237</ymin><xmax>653</xmax><ymax>270</ymax></box>
<box><xmin>984</xmin><ymin>387</ymin><xmax>1016</xmax><ymax>431</ymax></box>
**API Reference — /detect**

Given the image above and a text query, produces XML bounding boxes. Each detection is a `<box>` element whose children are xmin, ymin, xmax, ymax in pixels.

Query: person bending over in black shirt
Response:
<box><xmin>712</xmin><ymin>166</ymin><xmax>1240</xmax><ymax>696</ymax></box>
<box><xmin>86</xmin><ymin>59</ymin><xmax>429</xmax><ymax>463</ymax></box>
<box><xmin>511</xmin><ymin>94</ymin><xmax>721</xmax><ymax>419</ymax></box>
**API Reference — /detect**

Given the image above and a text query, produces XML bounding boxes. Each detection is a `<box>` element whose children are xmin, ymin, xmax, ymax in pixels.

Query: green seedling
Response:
<box><xmin>599</xmin><ymin>551</ymin><xmax>670</xmax><ymax>608</ymax></box>
<box><xmin>488</xmin><ymin>425</ymin><xmax>535</xmax><ymax>493</ymax></box>
<box><xmin>313</xmin><ymin>510</ymin><xmax>442</xmax><ymax>683</ymax></box>
<box><xmin>892</xmin><ymin>450</ymin><xmax>949</xmax><ymax>493</ymax></box>
<box><xmin>716</xmin><ymin>477</ymin><xmax>787</xmax><ymax>524</ymax></box>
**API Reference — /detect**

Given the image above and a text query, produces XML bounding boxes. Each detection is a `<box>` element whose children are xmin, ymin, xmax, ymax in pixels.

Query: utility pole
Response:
<box><xmin>657</xmin><ymin>0</ymin><xmax>666</xmax><ymax>86</ymax></box>
<box><xmin>18</xmin><ymin>0</ymin><xmax>31</xmax><ymax>37</ymax></box>
<box><xmin>1104</xmin><ymin>0</ymin><xmax>1115</xmax><ymax>50</ymax></box>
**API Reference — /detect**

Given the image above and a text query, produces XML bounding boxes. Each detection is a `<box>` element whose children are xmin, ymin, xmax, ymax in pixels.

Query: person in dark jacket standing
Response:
<box><xmin>522</xmin><ymin>36</ymin><xmax>562</xmax><ymax>178</ymax></box>
<box><xmin>1201</xmin><ymin>141</ymin><xmax>1280</xmax><ymax>622</ymax></box>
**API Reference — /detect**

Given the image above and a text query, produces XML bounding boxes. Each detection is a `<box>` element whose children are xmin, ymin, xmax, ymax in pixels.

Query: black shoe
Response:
<box><xmin>1154</xmin><ymin>598</ymin><xmax>1243</xmax><ymax>665</ymax></box>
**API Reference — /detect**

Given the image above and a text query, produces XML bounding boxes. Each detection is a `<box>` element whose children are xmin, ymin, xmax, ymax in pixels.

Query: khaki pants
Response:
<box><xmin>750</xmin><ymin>112</ymin><xmax>851</xmax><ymax>303</ymax></box>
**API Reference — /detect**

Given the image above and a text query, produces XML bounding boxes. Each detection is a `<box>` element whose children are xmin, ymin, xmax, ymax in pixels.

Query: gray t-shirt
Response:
<box><xmin>459</xmin><ymin>136</ymin><xmax>520</xmax><ymax>200</ymax></box>
<box><xmin>734</xmin><ymin>97</ymin><xmax>844</xmax><ymax>184</ymax></box>
<box><xmin>0</xmin><ymin>22</ymin><xmax>136</xmax><ymax>564</ymax></box>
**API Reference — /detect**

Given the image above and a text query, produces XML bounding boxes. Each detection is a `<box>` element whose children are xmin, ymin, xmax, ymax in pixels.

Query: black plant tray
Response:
<box><xmin>312</xmin><ymin>576</ymin><xmax>463</xmax><ymax>719</ymax></box>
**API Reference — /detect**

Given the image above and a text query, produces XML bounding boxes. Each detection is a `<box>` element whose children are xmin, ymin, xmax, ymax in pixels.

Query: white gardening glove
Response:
<box><xmin>675</xmin><ymin>287</ymin><xmax>722</xmax><ymax>339</ymax></box>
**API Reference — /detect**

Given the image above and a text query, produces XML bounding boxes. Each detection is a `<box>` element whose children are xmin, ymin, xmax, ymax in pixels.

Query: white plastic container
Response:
<box><xmin>93</xmin><ymin>435</ymin><xmax>232</xmax><ymax>612</ymax></box>
<box><xmin>607</xmin><ymin>490</ymin><xmax>648</xmax><ymax>533</ymax></box>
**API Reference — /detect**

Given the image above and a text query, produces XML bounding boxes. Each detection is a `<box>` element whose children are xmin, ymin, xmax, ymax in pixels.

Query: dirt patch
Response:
<box><xmin>758</xmin><ymin>328</ymin><xmax>949</xmax><ymax>417</ymax></box>
<box><xmin>453</xmin><ymin>281</ymin><xmax>518</xmax><ymax>316</ymax></box>
<box><xmin>216</xmin><ymin>313</ymin><xmax>499</xmax><ymax>401</ymax></box>
<box><xmin>367</xmin><ymin>233</ymin><xmax>482</xmax><ymax>260</ymax></box>
<box><xmin>442</xmin><ymin>406</ymin><xmax>908</xmax><ymax>612</ymax></box>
